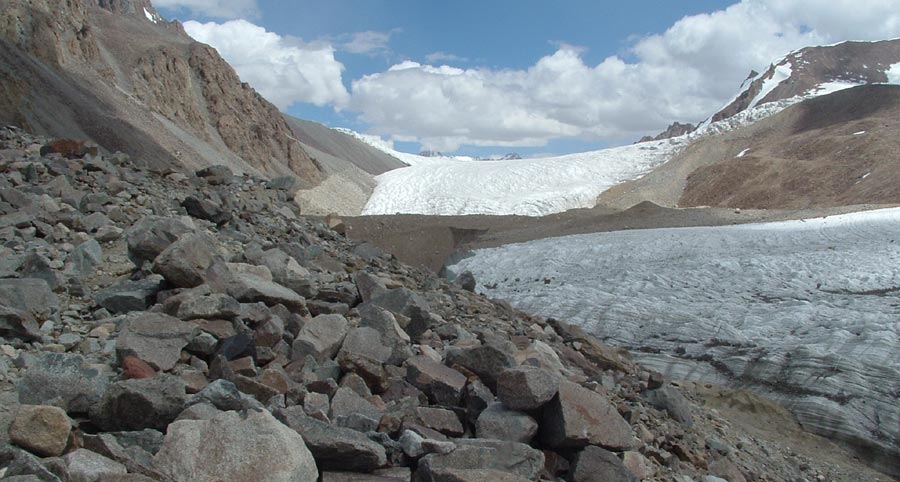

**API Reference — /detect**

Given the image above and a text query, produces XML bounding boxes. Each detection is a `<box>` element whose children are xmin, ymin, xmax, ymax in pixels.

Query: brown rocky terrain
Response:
<box><xmin>0</xmin><ymin>127</ymin><xmax>890</xmax><ymax>481</ymax></box>
<box><xmin>593</xmin><ymin>85</ymin><xmax>900</xmax><ymax>211</ymax></box>
<box><xmin>0</xmin><ymin>0</ymin><xmax>322</xmax><ymax>182</ymax></box>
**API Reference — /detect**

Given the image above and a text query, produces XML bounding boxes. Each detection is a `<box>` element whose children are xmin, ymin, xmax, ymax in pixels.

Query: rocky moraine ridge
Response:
<box><xmin>0</xmin><ymin>126</ymin><xmax>884</xmax><ymax>481</ymax></box>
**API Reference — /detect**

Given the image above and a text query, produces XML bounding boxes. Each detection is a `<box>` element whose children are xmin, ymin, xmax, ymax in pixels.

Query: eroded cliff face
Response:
<box><xmin>0</xmin><ymin>0</ymin><xmax>322</xmax><ymax>184</ymax></box>
<box><xmin>0</xmin><ymin>0</ymin><xmax>100</xmax><ymax>67</ymax></box>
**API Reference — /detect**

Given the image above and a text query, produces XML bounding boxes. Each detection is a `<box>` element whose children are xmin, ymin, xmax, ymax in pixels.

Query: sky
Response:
<box><xmin>154</xmin><ymin>0</ymin><xmax>900</xmax><ymax>157</ymax></box>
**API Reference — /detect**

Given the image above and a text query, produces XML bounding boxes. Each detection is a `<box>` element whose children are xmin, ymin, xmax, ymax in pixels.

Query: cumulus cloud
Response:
<box><xmin>183</xmin><ymin>20</ymin><xmax>350</xmax><ymax>110</ymax></box>
<box><xmin>154</xmin><ymin>0</ymin><xmax>258</xmax><ymax>19</ymax></box>
<box><xmin>351</xmin><ymin>0</ymin><xmax>900</xmax><ymax>151</ymax></box>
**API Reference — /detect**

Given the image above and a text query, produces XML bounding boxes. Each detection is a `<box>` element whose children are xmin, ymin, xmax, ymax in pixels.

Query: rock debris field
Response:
<box><xmin>0</xmin><ymin>126</ymin><xmax>888</xmax><ymax>481</ymax></box>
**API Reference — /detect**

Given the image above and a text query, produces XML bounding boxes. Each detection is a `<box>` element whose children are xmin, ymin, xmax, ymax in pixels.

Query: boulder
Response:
<box><xmin>9</xmin><ymin>405</ymin><xmax>71</xmax><ymax>457</ymax></box>
<box><xmin>0</xmin><ymin>278</ymin><xmax>59</xmax><ymax>323</ymax></box>
<box><xmin>64</xmin><ymin>239</ymin><xmax>102</xmax><ymax>278</ymax></box>
<box><xmin>292</xmin><ymin>314</ymin><xmax>350</xmax><ymax>363</ymax></box>
<box><xmin>0</xmin><ymin>442</ymin><xmax>64</xmax><ymax>481</ymax></box>
<box><xmin>455</xmin><ymin>271</ymin><xmax>476</xmax><ymax>292</ymax></box>
<box><xmin>354</xmin><ymin>272</ymin><xmax>387</xmax><ymax>303</ymax></box>
<box><xmin>405</xmin><ymin>356</ymin><xmax>467</xmax><ymax>406</ymax></box>
<box><xmin>571</xmin><ymin>445</ymin><xmax>638</xmax><ymax>482</ymax></box>
<box><xmin>125</xmin><ymin>216</ymin><xmax>194</xmax><ymax>266</ymax></box>
<box><xmin>187</xmin><ymin>379</ymin><xmax>264</xmax><ymax>412</ymax></box>
<box><xmin>368</xmin><ymin>288</ymin><xmax>429</xmax><ymax>325</ymax></box>
<box><xmin>115</xmin><ymin>312</ymin><xmax>198</xmax><ymax>371</ymax></box>
<box><xmin>0</xmin><ymin>305</ymin><xmax>40</xmax><ymax>342</ymax></box>
<box><xmin>207</xmin><ymin>262</ymin><xmax>306</xmax><ymax>310</ymax></box>
<box><xmin>195</xmin><ymin>165</ymin><xmax>234</xmax><ymax>185</ymax></box>
<box><xmin>175</xmin><ymin>293</ymin><xmax>240</xmax><ymax>320</ymax></box>
<box><xmin>357</xmin><ymin>304</ymin><xmax>413</xmax><ymax>366</ymax></box>
<box><xmin>93</xmin><ymin>375</ymin><xmax>186</xmax><ymax>431</ymax></box>
<box><xmin>496</xmin><ymin>366</ymin><xmax>559</xmax><ymax>411</ymax></box>
<box><xmin>643</xmin><ymin>384</ymin><xmax>694</xmax><ymax>427</ymax></box>
<box><xmin>275</xmin><ymin>407</ymin><xmax>387</xmax><ymax>472</ymax></box>
<box><xmin>17</xmin><ymin>352</ymin><xmax>109</xmax><ymax>414</ymax></box>
<box><xmin>417</xmin><ymin>439</ymin><xmax>544</xmax><ymax>482</ymax></box>
<box><xmin>445</xmin><ymin>343</ymin><xmax>516</xmax><ymax>391</ymax></box>
<box><xmin>63</xmin><ymin>449</ymin><xmax>127</xmax><ymax>482</ymax></box>
<box><xmin>154</xmin><ymin>410</ymin><xmax>317</xmax><ymax>482</ymax></box>
<box><xmin>475</xmin><ymin>403</ymin><xmax>538</xmax><ymax>443</ymax></box>
<box><xmin>541</xmin><ymin>381</ymin><xmax>634</xmax><ymax>450</ymax></box>
<box><xmin>181</xmin><ymin>196</ymin><xmax>231</xmax><ymax>226</ymax></box>
<box><xmin>416</xmin><ymin>407</ymin><xmax>464</xmax><ymax>437</ymax></box>
<box><xmin>336</xmin><ymin>327</ymin><xmax>391</xmax><ymax>390</ymax></box>
<box><xmin>94</xmin><ymin>275</ymin><xmax>164</xmax><ymax>314</ymax></box>
<box><xmin>152</xmin><ymin>232</ymin><xmax>223</xmax><ymax>288</ymax></box>
<box><xmin>250</xmin><ymin>248</ymin><xmax>316</xmax><ymax>298</ymax></box>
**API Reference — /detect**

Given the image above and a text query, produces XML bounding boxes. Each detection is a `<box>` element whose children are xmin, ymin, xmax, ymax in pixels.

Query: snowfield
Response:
<box><xmin>448</xmin><ymin>207</ymin><xmax>900</xmax><ymax>462</ymax></box>
<box><xmin>351</xmin><ymin>80</ymin><xmax>865</xmax><ymax>217</ymax></box>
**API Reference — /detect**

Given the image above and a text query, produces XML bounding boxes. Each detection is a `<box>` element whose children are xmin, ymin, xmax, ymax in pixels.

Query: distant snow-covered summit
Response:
<box><xmin>645</xmin><ymin>38</ymin><xmax>900</xmax><ymax>141</ymax></box>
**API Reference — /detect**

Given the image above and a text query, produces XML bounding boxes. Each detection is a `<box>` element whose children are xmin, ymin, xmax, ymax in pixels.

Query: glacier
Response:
<box><xmin>448</xmin><ymin>207</ymin><xmax>900</xmax><ymax>467</ymax></box>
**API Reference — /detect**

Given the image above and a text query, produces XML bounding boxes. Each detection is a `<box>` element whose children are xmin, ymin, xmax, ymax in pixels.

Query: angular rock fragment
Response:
<box><xmin>571</xmin><ymin>445</ymin><xmax>638</xmax><ymax>482</ymax></box>
<box><xmin>9</xmin><ymin>405</ymin><xmax>71</xmax><ymax>457</ymax></box>
<box><xmin>152</xmin><ymin>232</ymin><xmax>223</xmax><ymax>288</ymax></box>
<box><xmin>94</xmin><ymin>275</ymin><xmax>163</xmax><ymax>314</ymax></box>
<box><xmin>405</xmin><ymin>356</ymin><xmax>467</xmax><ymax>406</ymax></box>
<box><xmin>93</xmin><ymin>374</ymin><xmax>186</xmax><ymax>431</ymax></box>
<box><xmin>17</xmin><ymin>352</ymin><xmax>109</xmax><ymax>414</ymax></box>
<box><xmin>115</xmin><ymin>312</ymin><xmax>198</xmax><ymax>371</ymax></box>
<box><xmin>154</xmin><ymin>410</ymin><xmax>318</xmax><ymax>482</ymax></box>
<box><xmin>275</xmin><ymin>407</ymin><xmax>387</xmax><ymax>472</ymax></box>
<box><xmin>497</xmin><ymin>365</ymin><xmax>560</xmax><ymax>411</ymax></box>
<box><xmin>416</xmin><ymin>439</ymin><xmax>544</xmax><ymax>482</ymax></box>
<box><xmin>475</xmin><ymin>403</ymin><xmax>538</xmax><ymax>443</ymax></box>
<box><xmin>541</xmin><ymin>381</ymin><xmax>634</xmax><ymax>450</ymax></box>
<box><xmin>292</xmin><ymin>314</ymin><xmax>349</xmax><ymax>363</ymax></box>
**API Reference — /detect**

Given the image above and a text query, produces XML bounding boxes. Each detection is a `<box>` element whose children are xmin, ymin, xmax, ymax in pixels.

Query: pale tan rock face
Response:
<box><xmin>9</xmin><ymin>405</ymin><xmax>72</xmax><ymax>457</ymax></box>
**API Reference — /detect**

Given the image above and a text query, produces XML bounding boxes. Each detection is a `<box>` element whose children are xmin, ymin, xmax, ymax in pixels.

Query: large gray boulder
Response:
<box><xmin>643</xmin><ymin>384</ymin><xmax>694</xmax><ymax>427</ymax></box>
<box><xmin>275</xmin><ymin>407</ymin><xmax>387</xmax><ymax>472</ymax></box>
<box><xmin>416</xmin><ymin>439</ymin><xmax>544</xmax><ymax>482</ymax></box>
<box><xmin>475</xmin><ymin>403</ymin><xmax>538</xmax><ymax>443</ymax></box>
<box><xmin>93</xmin><ymin>375</ymin><xmax>187</xmax><ymax>431</ymax></box>
<box><xmin>154</xmin><ymin>410</ymin><xmax>318</xmax><ymax>482</ymax></box>
<box><xmin>541</xmin><ymin>381</ymin><xmax>634</xmax><ymax>451</ymax></box>
<box><xmin>405</xmin><ymin>356</ymin><xmax>467</xmax><ymax>406</ymax></box>
<box><xmin>571</xmin><ymin>445</ymin><xmax>638</xmax><ymax>482</ymax></box>
<box><xmin>152</xmin><ymin>232</ymin><xmax>223</xmax><ymax>288</ymax></box>
<box><xmin>125</xmin><ymin>216</ymin><xmax>194</xmax><ymax>266</ymax></box>
<box><xmin>357</xmin><ymin>304</ymin><xmax>413</xmax><ymax>366</ymax></box>
<box><xmin>116</xmin><ymin>312</ymin><xmax>198</xmax><ymax>371</ymax></box>
<box><xmin>94</xmin><ymin>275</ymin><xmax>164</xmax><ymax>314</ymax></box>
<box><xmin>444</xmin><ymin>343</ymin><xmax>516</xmax><ymax>391</ymax></box>
<box><xmin>0</xmin><ymin>278</ymin><xmax>58</xmax><ymax>323</ymax></box>
<box><xmin>497</xmin><ymin>366</ymin><xmax>559</xmax><ymax>411</ymax></box>
<box><xmin>17</xmin><ymin>353</ymin><xmax>109</xmax><ymax>414</ymax></box>
<box><xmin>206</xmin><ymin>261</ymin><xmax>306</xmax><ymax>310</ymax></box>
<box><xmin>63</xmin><ymin>449</ymin><xmax>127</xmax><ymax>482</ymax></box>
<box><xmin>0</xmin><ymin>305</ymin><xmax>40</xmax><ymax>342</ymax></box>
<box><xmin>291</xmin><ymin>314</ymin><xmax>350</xmax><ymax>363</ymax></box>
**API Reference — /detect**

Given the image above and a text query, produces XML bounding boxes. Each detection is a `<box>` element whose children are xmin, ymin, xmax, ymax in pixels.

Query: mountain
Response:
<box><xmin>282</xmin><ymin>116</ymin><xmax>405</xmax><ymax>215</ymax></box>
<box><xmin>0</xmin><ymin>0</ymin><xmax>321</xmax><ymax>182</ymax></box>
<box><xmin>642</xmin><ymin>38</ymin><xmax>900</xmax><ymax>141</ymax></box>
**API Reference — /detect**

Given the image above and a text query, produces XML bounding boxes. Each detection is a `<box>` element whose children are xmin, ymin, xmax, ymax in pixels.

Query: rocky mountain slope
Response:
<box><xmin>0</xmin><ymin>127</ymin><xmax>889</xmax><ymax>481</ymax></box>
<box><xmin>283</xmin><ymin>116</ymin><xmax>405</xmax><ymax>216</ymax></box>
<box><xmin>0</xmin><ymin>0</ymin><xmax>321</xmax><ymax>182</ymax></box>
<box><xmin>597</xmin><ymin>84</ymin><xmax>900</xmax><ymax>210</ymax></box>
<box><xmin>639</xmin><ymin>38</ymin><xmax>900</xmax><ymax>142</ymax></box>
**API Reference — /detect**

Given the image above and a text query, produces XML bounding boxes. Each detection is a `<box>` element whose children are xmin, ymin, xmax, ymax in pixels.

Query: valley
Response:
<box><xmin>1</xmin><ymin>1</ymin><xmax>900</xmax><ymax>480</ymax></box>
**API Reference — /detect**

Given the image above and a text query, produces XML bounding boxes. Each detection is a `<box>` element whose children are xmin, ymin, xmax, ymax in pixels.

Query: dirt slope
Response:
<box><xmin>597</xmin><ymin>85</ymin><xmax>900</xmax><ymax>210</ymax></box>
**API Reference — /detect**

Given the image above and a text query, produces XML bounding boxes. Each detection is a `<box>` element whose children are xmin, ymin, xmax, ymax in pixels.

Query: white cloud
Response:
<box><xmin>154</xmin><ymin>0</ymin><xmax>258</xmax><ymax>19</ymax></box>
<box><xmin>343</xmin><ymin>30</ymin><xmax>395</xmax><ymax>55</ymax></box>
<box><xmin>425</xmin><ymin>52</ymin><xmax>469</xmax><ymax>64</ymax></box>
<box><xmin>350</xmin><ymin>0</ymin><xmax>900</xmax><ymax>151</ymax></box>
<box><xmin>183</xmin><ymin>20</ymin><xmax>350</xmax><ymax>110</ymax></box>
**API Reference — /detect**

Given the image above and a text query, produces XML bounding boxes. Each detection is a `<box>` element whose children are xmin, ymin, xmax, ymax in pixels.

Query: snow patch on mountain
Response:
<box><xmin>749</xmin><ymin>63</ymin><xmax>793</xmax><ymax>109</ymax></box>
<box><xmin>887</xmin><ymin>62</ymin><xmax>900</xmax><ymax>84</ymax></box>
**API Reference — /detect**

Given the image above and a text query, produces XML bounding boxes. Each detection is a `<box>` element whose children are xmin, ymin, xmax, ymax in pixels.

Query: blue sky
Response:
<box><xmin>155</xmin><ymin>0</ymin><xmax>900</xmax><ymax>157</ymax></box>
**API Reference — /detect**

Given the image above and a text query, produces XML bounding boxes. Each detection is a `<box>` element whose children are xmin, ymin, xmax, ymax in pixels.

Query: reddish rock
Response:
<box><xmin>122</xmin><ymin>356</ymin><xmax>156</xmax><ymax>379</ymax></box>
